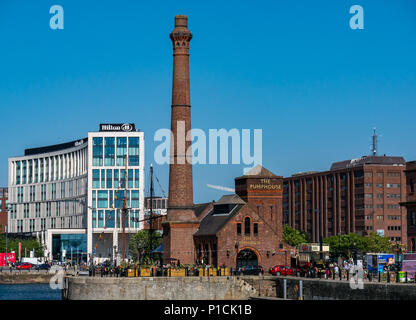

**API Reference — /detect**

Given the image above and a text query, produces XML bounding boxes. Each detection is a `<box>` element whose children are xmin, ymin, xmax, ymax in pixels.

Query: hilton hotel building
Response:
<box><xmin>7</xmin><ymin>124</ymin><xmax>144</xmax><ymax>263</ymax></box>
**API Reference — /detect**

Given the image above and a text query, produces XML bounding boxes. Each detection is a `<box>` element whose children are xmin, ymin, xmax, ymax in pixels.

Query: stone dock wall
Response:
<box><xmin>63</xmin><ymin>276</ymin><xmax>257</xmax><ymax>300</ymax></box>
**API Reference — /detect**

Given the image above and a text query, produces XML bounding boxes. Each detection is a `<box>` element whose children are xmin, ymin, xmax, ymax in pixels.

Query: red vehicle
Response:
<box><xmin>16</xmin><ymin>263</ymin><xmax>33</xmax><ymax>270</ymax></box>
<box><xmin>269</xmin><ymin>265</ymin><xmax>301</xmax><ymax>276</ymax></box>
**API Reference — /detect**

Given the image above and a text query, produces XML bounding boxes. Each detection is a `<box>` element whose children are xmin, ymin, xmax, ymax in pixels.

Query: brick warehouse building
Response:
<box><xmin>162</xmin><ymin>16</ymin><xmax>292</xmax><ymax>269</ymax></box>
<box><xmin>0</xmin><ymin>187</ymin><xmax>8</xmax><ymax>233</ymax></box>
<box><xmin>283</xmin><ymin>155</ymin><xmax>407</xmax><ymax>244</ymax></box>
<box><xmin>400</xmin><ymin>161</ymin><xmax>416</xmax><ymax>252</ymax></box>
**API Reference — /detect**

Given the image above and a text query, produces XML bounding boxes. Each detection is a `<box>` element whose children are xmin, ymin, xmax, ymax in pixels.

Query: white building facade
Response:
<box><xmin>8</xmin><ymin>124</ymin><xmax>144</xmax><ymax>263</ymax></box>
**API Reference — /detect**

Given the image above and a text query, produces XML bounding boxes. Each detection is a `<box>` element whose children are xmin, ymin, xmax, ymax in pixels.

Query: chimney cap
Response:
<box><xmin>175</xmin><ymin>15</ymin><xmax>188</xmax><ymax>27</ymax></box>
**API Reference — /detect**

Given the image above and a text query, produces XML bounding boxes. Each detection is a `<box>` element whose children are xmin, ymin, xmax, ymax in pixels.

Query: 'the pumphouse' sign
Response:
<box><xmin>99</xmin><ymin>123</ymin><xmax>135</xmax><ymax>132</ymax></box>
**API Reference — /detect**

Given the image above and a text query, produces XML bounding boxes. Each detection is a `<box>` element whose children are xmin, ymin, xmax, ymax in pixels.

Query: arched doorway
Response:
<box><xmin>236</xmin><ymin>248</ymin><xmax>258</xmax><ymax>268</ymax></box>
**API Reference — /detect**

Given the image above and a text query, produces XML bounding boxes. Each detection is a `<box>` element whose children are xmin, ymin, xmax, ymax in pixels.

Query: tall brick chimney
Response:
<box><xmin>163</xmin><ymin>15</ymin><xmax>199</xmax><ymax>265</ymax></box>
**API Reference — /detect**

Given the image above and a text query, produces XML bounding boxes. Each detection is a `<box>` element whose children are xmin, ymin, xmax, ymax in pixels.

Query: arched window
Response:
<box><xmin>244</xmin><ymin>217</ymin><xmax>250</xmax><ymax>235</ymax></box>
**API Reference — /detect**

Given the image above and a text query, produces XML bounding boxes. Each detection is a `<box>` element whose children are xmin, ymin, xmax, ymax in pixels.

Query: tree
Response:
<box><xmin>324</xmin><ymin>233</ymin><xmax>367</xmax><ymax>258</ymax></box>
<box><xmin>0</xmin><ymin>235</ymin><xmax>44</xmax><ymax>258</ymax></box>
<box><xmin>365</xmin><ymin>232</ymin><xmax>391</xmax><ymax>253</ymax></box>
<box><xmin>282</xmin><ymin>224</ymin><xmax>308</xmax><ymax>247</ymax></box>
<box><xmin>324</xmin><ymin>232</ymin><xmax>392</xmax><ymax>259</ymax></box>
<box><xmin>129</xmin><ymin>230</ymin><xmax>162</xmax><ymax>265</ymax></box>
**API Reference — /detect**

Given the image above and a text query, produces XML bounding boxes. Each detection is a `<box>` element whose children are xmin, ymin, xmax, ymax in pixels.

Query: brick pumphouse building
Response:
<box><xmin>194</xmin><ymin>166</ymin><xmax>291</xmax><ymax>269</ymax></box>
<box><xmin>162</xmin><ymin>15</ymin><xmax>291</xmax><ymax>269</ymax></box>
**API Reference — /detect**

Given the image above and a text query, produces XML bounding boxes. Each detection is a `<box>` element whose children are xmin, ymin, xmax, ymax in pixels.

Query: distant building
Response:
<box><xmin>400</xmin><ymin>161</ymin><xmax>416</xmax><ymax>252</ymax></box>
<box><xmin>283</xmin><ymin>155</ymin><xmax>407</xmax><ymax>243</ymax></box>
<box><xmin>144</xmin><ymin>196</ymin><xmax>167</xmax><ymax>231</ymax></box>
<box><xmin>8</xmin><ymin>124</ymin><xmax>145</xmax><ymax>263</ymax></box>
<box><xmin>0</xmin><ymin>187</ymin><xmax>8</xmax><ymax>233</ymax></box>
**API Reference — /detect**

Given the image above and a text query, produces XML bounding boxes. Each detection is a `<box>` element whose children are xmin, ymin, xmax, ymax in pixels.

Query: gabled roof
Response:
<box><xmin>216</xmin><ymin>194</ymin><xmax>246</xmax><ymax>204</ymax></box>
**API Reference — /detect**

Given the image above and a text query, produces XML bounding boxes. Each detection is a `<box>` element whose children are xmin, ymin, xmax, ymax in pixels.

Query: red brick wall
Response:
<box><xmin>0</xmin><ymin>196</ymin><xmax>7</xmax><ymax>233</ymax></box>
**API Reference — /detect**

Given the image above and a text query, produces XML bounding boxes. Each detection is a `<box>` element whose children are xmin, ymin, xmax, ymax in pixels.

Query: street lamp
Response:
<box><xmin>353</xmin><ymin>241</ymin><xmax>357</xmax><ymax>264</ymax></box>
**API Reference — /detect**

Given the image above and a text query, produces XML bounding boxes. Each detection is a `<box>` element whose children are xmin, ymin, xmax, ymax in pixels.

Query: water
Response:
<box><xmin>0</xmin><ymin>284</ymin><xmax>62</xmax><ymax>300</ymax></box>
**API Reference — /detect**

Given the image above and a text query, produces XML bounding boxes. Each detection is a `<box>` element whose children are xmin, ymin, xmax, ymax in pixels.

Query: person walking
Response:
<box><xmin>334</xmin><ymin>264</ymin><xmax>339</xmax><ymax>279</ymax></box>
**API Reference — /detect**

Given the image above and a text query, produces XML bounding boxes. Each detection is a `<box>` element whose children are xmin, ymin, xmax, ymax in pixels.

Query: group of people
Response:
<box><xmin>300</xmin><ymin>258</ymin><xmax>367</xmax><ymax>280</ymax></box>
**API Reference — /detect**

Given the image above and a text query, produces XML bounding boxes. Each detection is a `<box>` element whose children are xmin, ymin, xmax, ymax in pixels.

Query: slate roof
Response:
<box><xmin>194</xmin><ymin>202</ymin><xmax>212</xmax><ymax>219</ymax></box>
<box><xmin>194</xmin><ymin>194</ymin><xmax>246</xmax><ymax>236</ymax></box>
<box><xmin>243</xmin><ymin>164</ymin><xmax>278</xmax><ymax>177</ymax></box>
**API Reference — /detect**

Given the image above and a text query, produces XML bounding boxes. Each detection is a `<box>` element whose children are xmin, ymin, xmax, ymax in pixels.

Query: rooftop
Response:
<box><xmin>330</xmin><ymin>155</ymin><xmax>406</xmax><ymax>171</ymax></box>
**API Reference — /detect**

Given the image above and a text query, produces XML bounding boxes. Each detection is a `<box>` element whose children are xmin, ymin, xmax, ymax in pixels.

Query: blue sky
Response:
<box><xmin>0</xmin><ymin>0</ymin><xmax>415</xmax><ymax>203</ymax></box>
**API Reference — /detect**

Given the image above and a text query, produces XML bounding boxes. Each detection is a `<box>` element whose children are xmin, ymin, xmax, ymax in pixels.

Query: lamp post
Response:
<box><xmin>353</xmin><ymin>241</ymin><xmax>357</xmax><ymax>264</ymax></box>
<box><xmin>337</xmin><ymin>232</ymin><xmax>341</xmax><ymax>261</ymax></box>
<box><xmin>5</xmin><ymin>225</ymin><xmax>8</xmax><ymax>266</ymax></box>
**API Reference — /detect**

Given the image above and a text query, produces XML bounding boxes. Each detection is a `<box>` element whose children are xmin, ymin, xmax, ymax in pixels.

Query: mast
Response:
<box><xmin>122</xmin><ymin>154</ymin><xmax>128</xmax><ymax>261</ymax></box>
<box><xmin>149</xmin><ymin>164</ymin><xmax>154</xmax><ymax>260</ymax></box>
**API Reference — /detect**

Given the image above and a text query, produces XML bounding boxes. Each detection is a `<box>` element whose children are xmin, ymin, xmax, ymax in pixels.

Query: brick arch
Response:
<box><xmin>234</xmin><ymin>246</ymin><xmax>262</xmax><ymax>265</ymax></box>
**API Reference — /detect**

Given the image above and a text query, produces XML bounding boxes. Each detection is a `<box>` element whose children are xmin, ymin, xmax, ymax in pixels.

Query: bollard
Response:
<box><xmin>333</xmin><ymin>271</ymin><xmax>335</xmax><ymax>280</ymax></box>
<box><xmin>387</xmin><ymin>271</ymin><xmax>390</xmax><ymax>283</ymax></box>
<box><xmin>299</xmin><ymin>280</ymin><xmax>303</xmax><ymax>300</ymax></box>
<box><xmin>396</xmin><ymin>272</ymin><xmax>399</xmax><ymax>283</ymax></box>
<box><xmin>283</xmin><ymin>279</ymin><xmax>287</xmax><ymax>300</ymax></box>
<box><xmin>378</xmin><ymin>271</ymin><xmax>381</xmax><ymax>282</ymax></box>
<box><xmin>405</xmin><ymin>272</ymin><xmax>408</xmax><ymax>283</ymax></box>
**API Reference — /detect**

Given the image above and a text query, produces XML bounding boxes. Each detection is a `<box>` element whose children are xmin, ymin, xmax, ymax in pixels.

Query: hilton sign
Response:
<box><xmin>99</xmin><ymin>123</ymin><xmax>135</xmax><ymax>132</ymax></box>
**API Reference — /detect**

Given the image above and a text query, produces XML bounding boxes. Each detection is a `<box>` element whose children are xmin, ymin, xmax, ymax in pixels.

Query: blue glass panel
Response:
<box><xmin>106</xmin><ymin>169</ymin><xmax>112</xmax><ymax>188</ymax></box>
<box><xmin>128</xmin><ymin>137</ymin><xmax>139</xmax><ymax>166</ymax></box>
<box><xmin>131</xmin><ymin>190</ymin><xmax>139</xmax><ymax>208</ymax></box>
<box><xmin>92</xmin><ymin>169</ymin><xmax>100</xmax><ymax>188</ymax></box>
<box><xmin>97</xmin><ymin>190</ymin><xmax>108</xmax><ymax>208</ymax></box>
<box><xmin>93</xmin><ymin>137</ymin><xmax>103</xmax><ymax>166</ymax></box>
<box><xmin>104</xmin><ymin>137</ymin><xmax>115</xmax><ymax>166</ymax></box>
<box><xmin>116</xmin><ymin>137</ymin><xmax>127</xmax><ymax>166</ymax></box>
<box><xmin>98</xmin><ymin>210</ymin><xmax>104</xmax><ymax>228</ymax></box>
<box><xmin>134</xmin><ymin>169</ymin><xmax>139</xmax><ymax>188</ymax></box>
<box><xmin>106</xmin><ymin>210</ymin><xmax>115</xmax><ymax>228</ymax></box>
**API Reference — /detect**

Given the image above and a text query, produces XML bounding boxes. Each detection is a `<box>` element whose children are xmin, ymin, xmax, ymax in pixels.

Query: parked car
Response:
<box><xmin>269</xmin><ymin>265</ymin><xmax>301</xmax><ymax>276</ymax></box>
<box><xmin>16</xmin><ymin>263</ymin><xmax>33</xmax><ymax>270</ymax></box>
<box><xmin>35</xmin><ymin>263</ymin><xmax>51</xmax><ymax>270</ymax></box>
<box><xmin>235</xmin><ymin>265</ymin><xmax>264</xmax><ymax>276</ymax></box>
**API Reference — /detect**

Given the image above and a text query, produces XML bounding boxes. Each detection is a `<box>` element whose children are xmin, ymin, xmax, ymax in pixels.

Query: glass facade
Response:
<box><xmin>52</xmin><ymin>234</ymin><xmax>87</xmax><ymax>262</ymax></box>
<box><xmin>89</xmin><ymin>133</ymin><xmax>142</xmax><ymax>232</ymax></box>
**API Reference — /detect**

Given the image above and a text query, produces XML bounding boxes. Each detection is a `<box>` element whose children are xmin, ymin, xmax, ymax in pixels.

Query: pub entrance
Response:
<box><xmin>236</xmin><ymin>249</ymin><xmax>258</xmax><ymax>268</ymax></box>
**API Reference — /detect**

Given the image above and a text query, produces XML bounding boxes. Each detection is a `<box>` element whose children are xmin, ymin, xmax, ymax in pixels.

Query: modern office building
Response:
<box><xmin>8</xmin><ymin>124</ymin><xmax>145</xmax><ymax>263</ymax></box>
<box><xmin>283</xmin><ymin>155</ymin><xmax>407</xmax><ymax>243</ymax></box>
<box><xmin>400</xmin><ymin>161</ymin><xmax>416</xmax><ymax>252</ymax></box>
<box><xmin>0</xmin><ymin>187</ymin><xmax>8</xmax><ymax>233</ymax></box>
